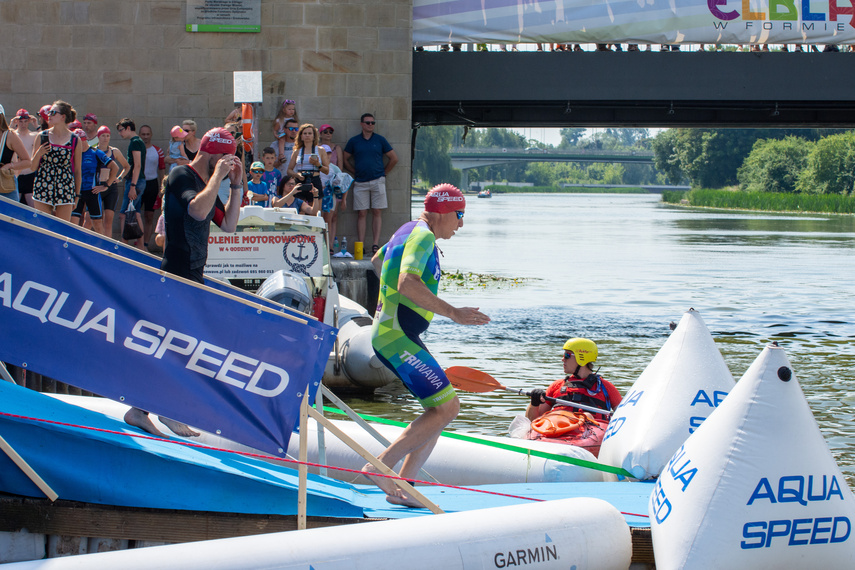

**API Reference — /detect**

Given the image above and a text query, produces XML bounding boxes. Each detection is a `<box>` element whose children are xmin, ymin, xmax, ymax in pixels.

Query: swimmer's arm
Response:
<box><xmin>398</xmin><ymin>273</ymin><xmax>490</xmax><ymax>326</ymax></box>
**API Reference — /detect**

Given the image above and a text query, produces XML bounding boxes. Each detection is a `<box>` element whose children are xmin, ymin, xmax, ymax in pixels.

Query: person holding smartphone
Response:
<box><xmin>286</xmin><ymin>123</ymin><xmax>329</xmax><ymax>207</ymax></box>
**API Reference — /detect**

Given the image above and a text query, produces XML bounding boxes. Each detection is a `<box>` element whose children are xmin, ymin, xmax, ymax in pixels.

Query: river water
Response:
<box><xmin>342</xmin><ymin>193</ymin><xmax>855</xmax><ymax>484</ymax></box>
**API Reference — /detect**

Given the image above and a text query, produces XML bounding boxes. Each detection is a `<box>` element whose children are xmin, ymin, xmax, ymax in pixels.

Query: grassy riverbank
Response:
<box><xmin>663</xmin><ymin>188</ymin><xmax>855</xmax><ymax>214</ymax></box>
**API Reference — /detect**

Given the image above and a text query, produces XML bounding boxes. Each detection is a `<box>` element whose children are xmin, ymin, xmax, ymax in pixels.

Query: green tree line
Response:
<box><xmin>414</xmin><ymin>126</ymin><xmax>855</xmax><ymax>199</ymax></box>
<box><xmin>651</xmin><ymin>128</ymin><xmax>853</xmax><ymax>194</ymax></box>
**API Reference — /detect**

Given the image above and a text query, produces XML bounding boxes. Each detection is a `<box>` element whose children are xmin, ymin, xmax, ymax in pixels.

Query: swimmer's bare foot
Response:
<box><xmin>124</xmin><ymin>407</ymin><xmax>165</xmax><ymax>437</ymax></box>
<box><xmin>361</xmin><ymin>463</ymin><xmax>400</xmax><ymax>496</ymax></box>
<box><xmin>158</xmin><ymin>416</ymin><xmax>200</xmax><ymax>437</ymax></box>
<box><xmin>361</xmin><ymin>464</ymin><xmax>426</xmax><ymax>508</ymax></box>
<box><xmin>386</xmin><ymin>490</ymin><xmax>427</xmax><ymax>509</ymax></box>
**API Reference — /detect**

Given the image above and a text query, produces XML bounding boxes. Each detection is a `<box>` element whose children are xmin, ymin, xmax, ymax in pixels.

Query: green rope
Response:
<box><xmin>320</xmin><ymin>406</ymin><xmax>634</xmax><ymax>478</ymax></box>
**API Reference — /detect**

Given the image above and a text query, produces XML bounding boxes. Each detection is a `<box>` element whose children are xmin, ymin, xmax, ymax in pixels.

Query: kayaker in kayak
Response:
<box><xmin>526</xmin><ymin>338</ymin><xmax>622</xmax><ymax>423</ymax></box>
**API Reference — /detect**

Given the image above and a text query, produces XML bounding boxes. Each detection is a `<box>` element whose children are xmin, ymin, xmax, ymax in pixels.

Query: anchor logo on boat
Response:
<box><xmin>282</xmin><ymin>239</ymin><xmax>318</xmax><ymax>275</ymax></box>
<box><xmin>292</xmin><ymin>242</ymin><xmax>310</xmax><ymax>262</ymax></box>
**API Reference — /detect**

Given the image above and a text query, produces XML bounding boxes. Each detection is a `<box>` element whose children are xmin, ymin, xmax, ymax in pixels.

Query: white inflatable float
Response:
<box><xmin>650</xmin><ymin>343</ymin><xmax>855</xmax><ymax>569</ymax></box>
<box><xmin>50</xmin><ymin>395</ymin><xmax>609</xmax><ymax>485</ymax></box>
<box><xmin>599</xmin><ymin>309</ymin><xmax>735</xmax><ymax>480</ymax></box>
<box><xmin>4</xmin><ymin>497</ymin><xmax>632</xmax><ymax>570</ymax></box>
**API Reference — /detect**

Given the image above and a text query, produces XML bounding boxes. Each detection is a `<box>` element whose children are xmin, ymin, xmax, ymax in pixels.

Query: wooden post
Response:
<box><xmin>297</xmin><ymin>391</ymin><xmax>309</xmax><ymax>530</ymax></box>
<box><xmin>0</xmin><ymin>434</ymin><xmax>58</xmax><ymax>501</ymax></box>
<box><xmin>306</xmin><ymin>406</ymin><xmax>444</xmax><ymax>515</ymax></box>
<box><xmin>315</xmin><ymin>383</ymin><xmax>327</xmax><ymax>478</ymax></box>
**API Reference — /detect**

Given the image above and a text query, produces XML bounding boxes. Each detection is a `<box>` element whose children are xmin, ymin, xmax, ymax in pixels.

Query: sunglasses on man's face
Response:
<box><xmin>563</xmin><ymin>351</ymin><xmax>574</xmax><ymax>360</ymax></box>
<box><xmin>287</xmin><ymin>127</ymin><xmax>299</xmax><ymax>131</ymax></box>
<box><xmin>455</xmin><ymin>211</ymin><xmax>465</xmax><ymax>220</ymax></box>
<box><xmin>363</xmin><ymin>121</ymin><xmax>376</xmax><ymax>125</ymax></box>
<box><xmin>251</xmin><ymin>170</ymin><xmax>264</xmax><ymax>174</ymax></box>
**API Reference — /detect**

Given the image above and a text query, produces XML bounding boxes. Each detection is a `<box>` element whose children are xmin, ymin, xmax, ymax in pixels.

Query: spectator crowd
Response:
<box><xmin>0</xmin><ymin>97</ymin><xmax>397</xmax><ymax>257</ymax></box>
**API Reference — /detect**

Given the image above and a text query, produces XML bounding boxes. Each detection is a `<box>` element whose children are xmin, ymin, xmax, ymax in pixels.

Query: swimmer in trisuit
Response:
<box><xmin>363</xmin><ymin>184</ymin><xmax>490</xmax><ymax>507</ymax></box>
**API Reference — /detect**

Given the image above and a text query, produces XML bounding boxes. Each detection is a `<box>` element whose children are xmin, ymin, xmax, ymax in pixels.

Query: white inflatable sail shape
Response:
<box><xmin>599</xmin><ymin>309</ymin><xmax>735</xmax><ymax>480</ymax></box>
<box><xmin>650</xmin><ymin>343</ymin><xmax>855</xmax><ymax>569</ymax></box>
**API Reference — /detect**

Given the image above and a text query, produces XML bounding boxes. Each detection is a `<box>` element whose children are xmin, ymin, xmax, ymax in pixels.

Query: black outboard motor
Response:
<box><xmin>256</xmin><ymin>270</ymin><xmax>312</xmax><ymax>314</ymax></box>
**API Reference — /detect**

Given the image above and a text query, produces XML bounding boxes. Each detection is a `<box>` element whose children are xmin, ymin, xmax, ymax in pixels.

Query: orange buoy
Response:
<box><xmin>241</xmin><ymin>103</ymin><xmax>254</xmax><ymax>153</ymax></box>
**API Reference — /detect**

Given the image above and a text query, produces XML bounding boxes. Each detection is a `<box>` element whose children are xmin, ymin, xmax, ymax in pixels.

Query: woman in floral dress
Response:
<box><xmin>31</xmin><ymin>100</ymin><xmax>82</xmax><ymax>222</ymax></box>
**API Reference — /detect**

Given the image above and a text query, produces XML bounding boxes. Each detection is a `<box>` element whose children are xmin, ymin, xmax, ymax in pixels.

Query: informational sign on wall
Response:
<box><xmin>186</xmin><ymin>0</ymin><xmax>261</xmax><ymax>33</ymax></box>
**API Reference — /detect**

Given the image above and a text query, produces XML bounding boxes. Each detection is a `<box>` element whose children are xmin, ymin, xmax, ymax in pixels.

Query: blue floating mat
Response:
<box><xmin>0</xmin><ymin>382</ymin><xmax>652</xmax><ymax>527</ymax></box>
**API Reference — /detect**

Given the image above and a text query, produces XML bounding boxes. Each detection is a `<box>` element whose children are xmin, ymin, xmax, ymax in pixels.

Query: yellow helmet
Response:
<box><xmin>563</xmin><ymin>338</ymin><xmax>598</xmax><ymax>367</ymax></box>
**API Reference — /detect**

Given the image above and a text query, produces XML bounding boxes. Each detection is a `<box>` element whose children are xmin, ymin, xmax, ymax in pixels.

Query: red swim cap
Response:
<box><xmin>200</xmin><ymin>127</ymin><xmax>237</xmax><ymax>155</ymax></box>
<box><xmin>424</xmin><ymin>183</ymin><xmax>465</xmax><ymax>214</ymax></box>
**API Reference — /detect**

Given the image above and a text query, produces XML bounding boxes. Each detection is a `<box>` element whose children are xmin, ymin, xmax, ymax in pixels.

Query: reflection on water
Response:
<box><xmin>672</xmin><ymin>212</ymin><xmax>855</xmax><ymax>248</ymax></box>
<box><xmin>343</xmin><ymin>194</ymin><xmax>855</xmax><ymax>485</ymax></box>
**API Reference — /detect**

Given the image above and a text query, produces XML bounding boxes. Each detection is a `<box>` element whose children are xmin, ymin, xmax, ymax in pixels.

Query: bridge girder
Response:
<box><xmin>413</xmin><ymin>52</ymin><xmax>855</xmax><ymax>128</ymax></box>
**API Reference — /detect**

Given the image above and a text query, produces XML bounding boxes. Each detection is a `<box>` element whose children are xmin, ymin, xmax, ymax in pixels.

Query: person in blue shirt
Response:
<box><xmin>246</xmin><ymin>161</ymin><xmax>271</xmax><ymax>206</ymax></box>
<box><xmin>343</xmin><ymin>113</ymin><xmax>398</xmax><ymax>254</ymax></box>
<box><xmin>70</xmin><ymin>129</ymin><xmax>118</xmax><ymax>235</ymax></box>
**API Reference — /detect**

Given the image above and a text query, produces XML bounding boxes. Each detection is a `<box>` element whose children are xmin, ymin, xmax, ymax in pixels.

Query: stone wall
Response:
<box><xmin>0</xmin><ymin>0</ymin><xmax>413</xmax><ymax>248</ymax></box>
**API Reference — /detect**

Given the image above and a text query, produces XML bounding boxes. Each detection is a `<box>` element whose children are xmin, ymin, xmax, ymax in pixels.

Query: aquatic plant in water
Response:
<box><xmin>440</xmin><ymin>270</ymin><xmax>533</xmax><ymax>292</ymax></box>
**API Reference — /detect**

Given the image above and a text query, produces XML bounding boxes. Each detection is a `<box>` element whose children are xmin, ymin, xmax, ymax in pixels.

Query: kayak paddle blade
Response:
<box><xmin>445</xmin><ymin>366</ymin><xmax>506</xmax><ymax>392</ymax></box>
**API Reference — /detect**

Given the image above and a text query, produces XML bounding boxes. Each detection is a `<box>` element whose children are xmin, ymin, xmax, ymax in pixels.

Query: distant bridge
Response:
<box><xmin>448</xmin><ymin>147</ymin><xmax>654</xmax><ymax>189</ymax></box>
<box><xmin>449</xmin><ymin>147</ymin><xmax>654</xmax><ymax>169</ymax></box>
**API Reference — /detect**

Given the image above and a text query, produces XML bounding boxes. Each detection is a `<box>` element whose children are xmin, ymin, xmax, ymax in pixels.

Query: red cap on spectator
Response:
<box><xmin>68</xmin><ymin>120</ymin><xmax>83</xmax><ymax>130</ymax></box>
<box><xmin>15</xmin><ymin>109</ymin><xmax>30</xmax><ymax>120</ymax></box>
<box><xmin>424</xmin><ymin>183</ymin><xmax>466</xmax><ymax>214</ymax></box>
<box><xmin>97</xmin><ymin>126</ymin><xmax>111</xmax><ymax>136</ymax></box>
<box><xmin>39</xmin><ymin>105</ymin><xmax>51</xmax><ymax>123</ymax></box>
<box><xmin>170</xmin><ymin>125</ymin><xmax>188</xmax><ymax>139</ymax></box>
<box><xmin>199</xmin><ymin>127</ymin><xmax>237</xmax><ymax>155</ymax></box>
<box><xmin>320</xmin><ymin>124</ymin><xmax>334</xmax><ymax>133</ymax></box>
<box><xmin>83</xmin><ymin>113</ymin><xmax>98</xmax><ymax>123</ymax></box>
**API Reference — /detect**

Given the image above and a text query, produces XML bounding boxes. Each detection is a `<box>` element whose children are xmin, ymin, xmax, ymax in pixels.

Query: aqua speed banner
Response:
<box><xmin>0</xmin><ymin>213</ymin><xmax>336</xmax><ymax>456</ymax></box>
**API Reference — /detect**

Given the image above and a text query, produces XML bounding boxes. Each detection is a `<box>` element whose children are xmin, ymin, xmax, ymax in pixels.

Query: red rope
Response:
<box><xmin>0</xmin><ymin>410</ymin><xmax>649</xmax><ymax>518</ymax></box>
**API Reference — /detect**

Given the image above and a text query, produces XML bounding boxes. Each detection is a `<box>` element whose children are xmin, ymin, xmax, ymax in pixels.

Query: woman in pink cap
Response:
<box><xmin>319</xmin><ymin>123</ymin><xmax>341</xmax><ymax>167</ymax></box>
<box><xmin>0</xmin><ymin>105</ymin><xmax>32</xmax><ymax>204</ymax></box>
<box><xmin>8</xmin><ymin>108</ymin><xmax>38</xmax><ymax>206</ymax></box>
<box><xmin>94</xmin><ymin>125</ymin><xmax>130</xmax><ymax>238</ymax></box>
